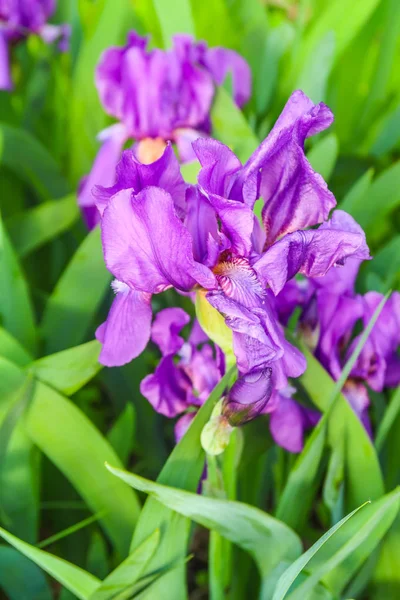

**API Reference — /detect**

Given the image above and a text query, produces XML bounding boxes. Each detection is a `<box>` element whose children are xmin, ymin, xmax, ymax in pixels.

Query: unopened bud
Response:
<box><xmin>222</xmin><ymin>367</ymin><xmax>273</xmax><ymax>427</ymax></box>
<box><xmin>201</xmin><ymin>400</ymin><xmax>234</xmax><ymax>456</ymax></box>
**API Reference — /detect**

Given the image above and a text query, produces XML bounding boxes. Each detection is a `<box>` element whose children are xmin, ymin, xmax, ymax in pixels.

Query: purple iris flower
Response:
<box><xmin>95</xmin><ymin>90</ymin><xmax>371</xmax><ymax>454</ymax></box>
<box><xmin>139</xmin><ymin>308</ymin><xmax>224</xmax><ymax>439</ymax></box>
<box><xmin>78</xmin><ymin>31</ymin><xmax>251</xmax><ymax>227</ymax></box>
<box><xmin>0</xmin><ymin>0</ymin><xmax>69</xmax><ymax>90</ymax></box>
<box><xmin>277</xmin><ymin>236</ymin><xmax>400</xmax><ymax>435</ymax></box>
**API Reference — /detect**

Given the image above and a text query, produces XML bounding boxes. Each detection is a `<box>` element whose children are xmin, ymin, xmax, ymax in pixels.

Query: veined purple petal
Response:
<box><xmin>223</xmin><ymin>367</ymin><xmax>273</xmax><ymax>426</ymax></box>
<box><xmin>193</xmin><ymin>139</ymin><xmax>255</xmax><ymax>255</ymax></box>
<box><xmin>151</xmin><ymin>307</ymin><xmax>190</xmax><ymax>356</ymax></box>
<box><xmin>94</xmin><ymin>143</ymin><xmax>187</xmax><ymax>218</ymax></box>
<box><xmin>231</xmin><ymin>90</ymin><xmax>335</xmax><ymax>241</ymax></box>
<box><xmin>96</xmin><ymin>283</ymin><xmax>152</xmax><ymax>367</ymax></box>
<box><xmin>186</xmin><ymin>185</ymin><xmax>220</xmax><ymax>265</ymax></box>
<box><xmin>140</xmin><ymin>355</ymin><xmax>192</xmax><ymax>417</ymax></box>
<box><xmin>254</xmin><ymin>210</ymin><xmax>370</xmax><ymax>295</ymax></box>
<box><xmin>213</xmin><ymin>256</ymin><xmax>265</xmax><ymax>308</ymax></box>
<box><xmin>194</xmin><ymin>138</ymin><xmax>242</xmax><ymax>197</ymax></box>
<box><xmin>206</xmin><ymin>291</ymin><xmax>283</xmax><ymax>372</ymax></box>
<box><xmin>101</xmin><ymin>186</ymin><xmax>216</xmax><ymax>293</ymax></box>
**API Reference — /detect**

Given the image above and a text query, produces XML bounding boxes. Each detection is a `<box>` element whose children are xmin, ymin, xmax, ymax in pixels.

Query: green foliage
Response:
<box><xmin>1</xmin><ymin>0</ymin><xmax>400</xmax><ymax>598</ymax></box>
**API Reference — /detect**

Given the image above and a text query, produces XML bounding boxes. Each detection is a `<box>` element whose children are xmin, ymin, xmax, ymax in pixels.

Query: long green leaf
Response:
<box><xmin>153</xmin><ymin>0</ymin><xmax>195</xmax><ymax>46</ymax></box>
<box><xmin>0</xmin><ymin>546</ymin><xmax>52</xmax><ymax>600</ymax></box>
<box><xmin>41</xmin><ymin>227</ymin><xmax>111</xmax><ymax>354</ymax></box>
<box><xmin>107</xmin><ymin>464</ymin><xmax>301</xmax><ymax>580</ymax></box>
<box><xmin>107</xmin><ymin>403</ymin><xmax>136</xmax><ymax>466</ymax></box>
<box><xmin>6</xmin><ymin>195</ymin><xmax>79</xmax><ymax>258</ymax></box>
<box><xmin>23</xmin><ymin>381</ymin><xmax>140</xmax><ymax>556</ymax></box>
<box><xmin>0</xmin><ymin>220</ymin><xmax>36</xmax><ymax>354</ymax></box>
<box><xmin>272</xmin><ymin>503</ymin><xmax>368</xmax><ymax>600</ymax></box>
<box><xmin>31</xmin><ymin>340</ymin><xmax>102</xmax><ymax>396</ymax></box>
<box><xmin>0</xmin><ymin>527</ymin><xmax>100</xmax><ymax>600</ymax></box>
<box><xmin>299</xmin><ymin>294</ymin><xmax>389</xmax><ymax>509</ymax></box>
<box><xmin>375</xmin><ymin>387</ymin><xmax>400</xmax><ymax>452</ymax></box>
<box><xmin>288</xmin><ymin>490</ymin><xmax>400</xmax><ymax>599</ymax></box>
<box><xmin>276</xmin><ymin>412</ymin><xmax>327</xmax><ymax>530</ymax></box>
<box><xmin>0</xmin><ymin>328</ymin><xmax>33</xmax><ymax>366</ymax></box>
<box><xmin>0</xmin><ymin>422</ymin><xmax>40</xmax><ymax>543</ymax></box>
<box><xmin>0</xmin><ymin>124</ymin><xmax>70</xmax><ymax>200</ymax></box>
<box><xmin>89</xmin><ymin>530</ymin><xmax>160</xmax><ymax>600</ymax></box>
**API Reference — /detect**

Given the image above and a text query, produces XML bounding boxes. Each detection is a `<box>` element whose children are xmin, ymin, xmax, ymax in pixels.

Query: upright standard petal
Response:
<box><xmin>254</xmin><ymin>210</ymin><xmax>370</xmax><ymax>295</ymax></box>
<box><xmin>101</xmin><ymin>186</ymin><xmax>216</xmax><ymax>293</ymax></box>
<box><xmin>194</xmin><ymin>139</ymin><xmax>255</xmax><ymax>255</ymax></box>
<box><xmin>96</xmin><ymin>283</ymin><xmax>152</xmax><ymax>367</ymax></box>
<box><xmin>151</xmin><ymin>307</ymin><xmax>190</xmax><ymax>356</ymax></box>
<box><xmin>94</xmin><ymin>143</ymin><xmax>187</xmax><ymax>218</ymax></box>
<box><xmin>231</xmin><ymin>90</ymin><xmax>335</xmax><ymax>243</ymax></box>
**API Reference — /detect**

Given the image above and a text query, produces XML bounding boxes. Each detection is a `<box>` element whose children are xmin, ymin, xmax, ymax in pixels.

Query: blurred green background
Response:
<box><xmin>0</xmin><ymin>0</ymin><xmax>400</xmax><ymax>599</ymax></box>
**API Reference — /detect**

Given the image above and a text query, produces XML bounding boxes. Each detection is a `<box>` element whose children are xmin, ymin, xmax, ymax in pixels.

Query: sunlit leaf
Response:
<box><xmin>31</xmin><ymin>340</ymin><xmax>102</xmax><ymax>396</ymax></box>
<box><xmin>23</xmin><ymin>381</ymin><xmax>141</xmax><ymax>556</ymax></box>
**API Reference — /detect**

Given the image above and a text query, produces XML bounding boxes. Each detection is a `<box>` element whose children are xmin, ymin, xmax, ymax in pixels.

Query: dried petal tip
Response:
<box><xmin>201</xmin><ymin>400</ymin><xmax>234</xmax><ymax>456</ymax></box>
<box><xmin>223</xmin><ymin>367</ymin><xmax>273</xmax><ymax>427</ymax></box>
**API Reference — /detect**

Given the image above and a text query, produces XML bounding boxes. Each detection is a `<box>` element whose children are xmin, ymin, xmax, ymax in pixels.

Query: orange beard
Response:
<box><xmin>137</xmin><ymin>137</ymin><xmax>167</xmax><ymax>164</ymax></box>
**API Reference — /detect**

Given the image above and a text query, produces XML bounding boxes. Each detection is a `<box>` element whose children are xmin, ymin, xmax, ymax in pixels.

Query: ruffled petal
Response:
<box><xmin>151</xmin><ymin>307</ymin><xmax>190</xmax><ymax>356</ymax></box>
<box><xmin>254</xmin><ymin>210</ymin><xmax>370</xmax><ymax>295</ymax></box>
<box><xmin>101</xmin><ymin>186</ymin><xmax>216</xmax><ymax>293</ymax></box>
<box><xmin>206</xmin><ymin>291</ymin><xmax>283</xmax><ymax>372</ymax></box>
<box><xmin>94</xmin><ymin>143</ymin><xmax>187</xmax><ymax>219</ymax></box>
<box><xmin>140</xmin><ymin>355</ymin><xmax>192</xmax><ymax>417</ymax></box>
<box><xmin>213</xmin><ymin>256</ymin><xmax>265</xmax><ymax>308</ymax></box>
<box><xmin>194</xmin><ymin>138</ymin><xmax>255</xmax><ymax>255</ymax></box>
<box><xmin>96</xmin><ymin>284</ymin><xmax>152</xmax><ymax>367</ymax></box>
<box><xmin>232</xmin><ymin>90</ymin><xmax>335</xmax><ymax>241</ymax></box>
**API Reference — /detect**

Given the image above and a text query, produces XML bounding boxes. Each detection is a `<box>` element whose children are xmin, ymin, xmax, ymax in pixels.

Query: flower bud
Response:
<box><xmin>222</xmin><ymin>367</ymin><xmax>273</xmax><ymax>427</ymax></box>
<box><xmin>201</xmin><ymin>400</ymin><xmax>234</xmax><ymax>456</ymax></box>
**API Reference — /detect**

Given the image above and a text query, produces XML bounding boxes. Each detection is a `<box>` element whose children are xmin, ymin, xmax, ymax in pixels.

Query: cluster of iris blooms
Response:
<box><xmin>85</xmin><ymin>31</ymin><xmax>400</xmax><ymax>453</ymax></box>
<box><xmin>4</xmin><ymin>1</ymin><xmax>399</xmax><ymax>453</ymax></box>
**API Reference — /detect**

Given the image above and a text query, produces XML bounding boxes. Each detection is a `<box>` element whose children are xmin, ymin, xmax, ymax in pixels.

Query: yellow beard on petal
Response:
<box><xmin>195</xmin><ymin>289</ymin><xmax>235</xmax><ymax>367</ymax></box>
<box><xmin>137</xmin><ymin>137</ymin><xmax>167</xmax><ymax>164</ymax></box>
